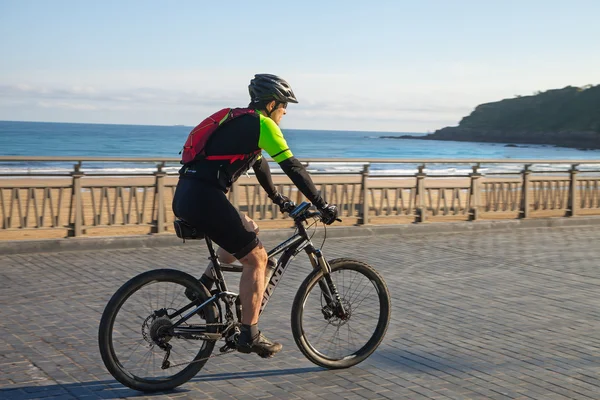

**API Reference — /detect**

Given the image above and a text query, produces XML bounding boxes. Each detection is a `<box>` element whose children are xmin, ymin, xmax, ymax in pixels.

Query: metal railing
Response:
<box><xmin>1</xmin><ymin>157</ymin><xmax>600</xmax><ymax>237</ymax></box>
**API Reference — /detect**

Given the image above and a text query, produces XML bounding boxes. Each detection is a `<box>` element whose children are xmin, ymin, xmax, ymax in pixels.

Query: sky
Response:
<box><xmin>1</xmin><ymin>0</ymin><xmax>599</xmax><ymax>133</ymax></box>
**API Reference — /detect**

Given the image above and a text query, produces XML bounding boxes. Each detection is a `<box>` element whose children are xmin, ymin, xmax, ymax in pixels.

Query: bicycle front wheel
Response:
<box><xmin>98</xmin><ymin>269</ymin><xmax>218</xmax><ymax>392</ymax></box>
<box><xmin>291</xmin><ymin>258</ymin><xmax>391</xmax><ymax>369</ymax></box>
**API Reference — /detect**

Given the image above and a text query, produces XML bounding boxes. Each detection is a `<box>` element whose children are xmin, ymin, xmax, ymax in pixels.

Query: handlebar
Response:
<box><xmin>287</xmin><ymin>201</ymin><xmax>342</xmax><ymax>224</ymax></box>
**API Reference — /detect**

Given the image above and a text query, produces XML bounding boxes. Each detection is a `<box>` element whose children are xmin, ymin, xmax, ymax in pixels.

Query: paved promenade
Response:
<box><xmin>1</xmin><ymin>224</ymin><xmax>600</xmax><ymax>399</ymax></box>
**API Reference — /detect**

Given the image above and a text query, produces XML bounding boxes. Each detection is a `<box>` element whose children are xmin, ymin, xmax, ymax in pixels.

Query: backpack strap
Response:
<box><xmin>205</xmin><ymin>149</ymin><xmax>261</xmax><ymax>164</ymax></box>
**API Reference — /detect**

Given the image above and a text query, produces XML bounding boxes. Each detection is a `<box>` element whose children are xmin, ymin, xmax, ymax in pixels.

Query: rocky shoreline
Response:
<box><xmin>382</xmin><ymin>127</ymin><xmax>600</xmax><ymax>151</ymax></box>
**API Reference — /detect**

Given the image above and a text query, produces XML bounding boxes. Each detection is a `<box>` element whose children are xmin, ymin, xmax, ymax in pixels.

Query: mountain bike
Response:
<box><xmin>98</xmin><ymin>202</ymin><xmax>391</xmax><ymax>392</ymax></box>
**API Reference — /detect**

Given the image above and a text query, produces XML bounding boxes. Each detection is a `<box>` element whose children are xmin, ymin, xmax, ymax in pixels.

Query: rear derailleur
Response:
<box><xmin>159</xmin><ymin>342</ymin><xmax>172</xmax><ymax>370</ymax></box>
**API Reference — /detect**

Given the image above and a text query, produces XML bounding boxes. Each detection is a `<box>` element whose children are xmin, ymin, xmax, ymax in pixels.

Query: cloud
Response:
<box><xmin>0</xmin><ymin>82</ymin><xmax>472</xmax><ymax>131</ymax></box>
<box><xmin>1</xmin><ymin>83</ymin><xmax>471</xmax><ymax>114</ymax></box>
<box><xmin>38</xmin><ymin>101</ymin><xmax>99</xmax><ymax>110</ymax></box>
<box><xmin>0</xmin><ymin>84</ymin><xmax>242</xmax><ymax>108</ymax></box>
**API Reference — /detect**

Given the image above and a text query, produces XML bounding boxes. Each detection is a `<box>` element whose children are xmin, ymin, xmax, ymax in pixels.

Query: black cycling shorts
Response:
<box><xmin>172</xmin><ymin>178</ymin><xmax>259</xmax><ymax>259</ymax></box>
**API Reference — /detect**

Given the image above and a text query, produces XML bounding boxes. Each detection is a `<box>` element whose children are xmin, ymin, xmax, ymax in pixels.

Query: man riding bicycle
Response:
<box><xmin>172</xmin><ymin>74</ymin><xmax>338</xmax><ymax>358</ymax></box>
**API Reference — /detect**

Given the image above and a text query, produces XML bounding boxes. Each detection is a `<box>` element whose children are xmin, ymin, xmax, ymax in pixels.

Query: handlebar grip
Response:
<box><xmin>281</xmin><ymin>201</ymin><xmax>296</xmax><ymax>213</ymax></box>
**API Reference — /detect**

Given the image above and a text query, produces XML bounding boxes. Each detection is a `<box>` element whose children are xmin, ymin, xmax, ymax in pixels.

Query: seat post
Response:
<box><xmin>205</xmin><ymin>236</ymin><xmax>218</xmax><ymax>261</ymax></box>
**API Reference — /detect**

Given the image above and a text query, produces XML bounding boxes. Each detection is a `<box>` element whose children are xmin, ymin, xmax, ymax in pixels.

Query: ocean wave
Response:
<box><xmin>0</xmin><ymin>164</ymin><xmax>182</xmax><ymax>175</ymax></box>
<box><xmin>1</xmin><ymin>161</ymin><xmax>599</xmax><ymax>177</ymax></box>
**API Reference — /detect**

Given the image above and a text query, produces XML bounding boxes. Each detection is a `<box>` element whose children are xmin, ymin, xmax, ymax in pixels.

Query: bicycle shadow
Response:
<box><xmin>191</xmin><ymin>366</ymin><xmax>322</xmax><ymax>382</ymax></box>
<box><xmin>364</xmin><ymin>345</ymin><xmax>600</xmax><ymax>376</ymax></box>
<box><xmin>0</xmin><ymin>380</ymin><xmax>148</xmax><ymax>399</ymax></box>
<box><xmin>0</xmin><ymin>367</ymin><xmax>323</xmax><ymax>398</ymax></box>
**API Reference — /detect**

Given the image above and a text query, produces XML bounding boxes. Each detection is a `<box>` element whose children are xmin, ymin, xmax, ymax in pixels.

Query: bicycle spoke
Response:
<box><xmin>321</xmin><ymin>324</ymin><xmax>339</xmax><ymax>357</ymax></box>
<box><xmin>350</xmin><ymin>286</ymin><xmax>375</xmax><ymax>311</ymax></box>
<box><xmin>138</xmin><ymin>350</ymin><xmax>153</xmax><ymax>377</ymax></box>
<box><xmin>299</xmin><ymin>265</ymin><xmax>383</xmax><ymax>361</ymax></box>
<box><xmin>143</xmin><ymin>288</ymin><xmax>152</xmax><ymax>314</ymax></box>
<box><xmin>110</xmin><ymin>280</ymin><xmax>212</xmax><ymax>379</ymax></box>
<box><xmin>313</xmin><ymin>316</ymin><xmax>333</xmax><ymax>346</ymax></box>
<box><xmin>346</xmin><ymin>323</ymin><xmax>360</xmax><ymax>349</ymax></box>
<box><xmin>343</xmin><ymin>270</ymin><xmax>361</xmax><ymax>301</ymax></box>
<box><xmin>122</xmin><ymin>339</ymin><xmax>147</xmax><ymax>366</ymax></box>
<box><xmin>345</xmin><ymin>274</ymin><xmax>368</xmax><ymax>305</ymax></box>
<box><xmin>99</xmin><ymin>269</ymin><xmax>220</xmax><ymax>392</ymax></box>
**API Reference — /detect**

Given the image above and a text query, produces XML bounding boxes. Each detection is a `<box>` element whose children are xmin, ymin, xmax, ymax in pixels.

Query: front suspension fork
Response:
<box><xmin>309</xmin><ymin>250</ymin><xmax>348</xmax><ymax>319</ymax></box>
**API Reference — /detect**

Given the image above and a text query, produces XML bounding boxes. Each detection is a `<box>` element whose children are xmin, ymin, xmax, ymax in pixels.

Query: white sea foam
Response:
<box><xmin>1</xmin><ymin>162</ymin><xmax>599</xmax><ymax>177</ymax></box>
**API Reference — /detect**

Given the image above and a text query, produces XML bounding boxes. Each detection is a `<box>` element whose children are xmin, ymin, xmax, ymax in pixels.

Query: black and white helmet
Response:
<box><xmin>248</xmin><ymin>74</ymin><xmax>298</xmax><ymax>104</ymax></box>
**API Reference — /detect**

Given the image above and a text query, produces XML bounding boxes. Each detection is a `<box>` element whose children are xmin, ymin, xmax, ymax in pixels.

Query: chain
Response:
<box><xmin>160</xmin><ymin>321</ymin><xmax>240</xmax><ymax>369</ymax></box>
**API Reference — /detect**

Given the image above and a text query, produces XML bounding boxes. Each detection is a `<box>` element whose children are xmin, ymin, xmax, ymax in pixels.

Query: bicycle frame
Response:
<box><xmin>167</xmin><ymin>203</ymin><xmax>343</xmax><ymax>337</ymax></box>
<box><xmin>100</xmin><ymin>200</ymin><xmax>389</xmax><ymax>388</ymax></box>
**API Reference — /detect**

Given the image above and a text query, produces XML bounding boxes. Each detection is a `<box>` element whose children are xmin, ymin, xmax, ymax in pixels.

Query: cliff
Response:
<box><xmin>405</xmin><ymin>85</ymin><xmax>600</xmax><ymax>149</ymax></box>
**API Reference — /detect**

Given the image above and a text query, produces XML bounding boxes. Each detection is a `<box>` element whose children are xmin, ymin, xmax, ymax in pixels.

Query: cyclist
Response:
<box><xmin>172</xmin><ymin>74</ymin><xmax>338</xmax><ymax>358</ymax></box>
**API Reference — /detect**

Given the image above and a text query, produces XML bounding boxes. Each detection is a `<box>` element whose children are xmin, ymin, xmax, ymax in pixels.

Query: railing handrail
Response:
<box><xmin>1</xmin><ymin>156</ymin><xmax>600</xmax><ymax>164</ymax></box>
<box><xmin>2</xmin><ymin>155</ymin><xmax>599</xmax><ymax>236</ymax></box>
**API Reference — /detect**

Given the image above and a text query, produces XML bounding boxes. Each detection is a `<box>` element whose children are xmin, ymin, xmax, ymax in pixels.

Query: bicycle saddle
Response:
<box><xmin>173</xmin><ymin>219</ymin><xmax>205</xmax><ymax>240</ymax></box>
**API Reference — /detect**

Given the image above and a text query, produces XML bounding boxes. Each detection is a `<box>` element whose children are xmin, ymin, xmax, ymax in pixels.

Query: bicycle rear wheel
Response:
<box><xmin>291</xmin><ymin>258</ymin><xmax>391</xmax><ymax>369</ymax></box>
<box><xmin>98</xmin><ymin>269</ymin><xmax>218</xmax><ymax>392</ymax></box>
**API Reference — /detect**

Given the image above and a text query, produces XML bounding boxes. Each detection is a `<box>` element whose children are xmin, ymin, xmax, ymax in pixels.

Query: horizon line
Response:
<box><xmin>0</xmin><ymin>119</ymin><xmax>431</xmax><ymax>135</ymax></box>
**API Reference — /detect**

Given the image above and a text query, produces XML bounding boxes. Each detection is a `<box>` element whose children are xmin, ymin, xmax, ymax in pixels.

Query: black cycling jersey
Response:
<box><xmin>179</xmin><ymin>110</ymin><xmax>325</xmax><ymax>208</ymax></box>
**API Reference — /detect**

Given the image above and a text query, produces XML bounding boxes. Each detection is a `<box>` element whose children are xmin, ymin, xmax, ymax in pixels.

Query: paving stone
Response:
<box><xmin>1</xmin><ymin>226</ymin><xmax>600</xmax><ymax>399</ymax></box>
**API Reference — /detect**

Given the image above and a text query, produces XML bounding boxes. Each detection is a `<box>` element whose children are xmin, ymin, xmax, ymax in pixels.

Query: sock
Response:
<box><xmin>199</xmin><ymin>273</ymin><xmax>214</xmax><ymax>291</ymax></box>
<box><xmin>240</xmin><ymin>324</ymin><xmax>259</xmax><ymax>341</ymax></box>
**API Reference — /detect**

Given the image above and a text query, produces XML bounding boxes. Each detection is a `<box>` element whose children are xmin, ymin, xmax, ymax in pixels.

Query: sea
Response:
<box><xmin>1</xmin><ymin>120</ymin><xmax>600</xmax><ymax>176</ymax></box>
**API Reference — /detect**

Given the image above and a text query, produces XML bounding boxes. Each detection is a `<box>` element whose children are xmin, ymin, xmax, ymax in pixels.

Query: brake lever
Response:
<box><xmin>317</xmin><ymin>214</ymin><xmax>342</xmax><ymax>224</ymax></box>
<box><xmin>282</xmin><ymin>201</ymin><xmax>296</xmax><ymax>214</ymax></box>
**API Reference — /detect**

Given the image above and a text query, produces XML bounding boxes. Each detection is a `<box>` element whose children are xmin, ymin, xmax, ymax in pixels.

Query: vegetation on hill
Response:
<box><xmin>458</xmin><ymin>84</ymin><xmax>600</xmax><ymax>133</ymax></box>
<box><xmin>394</xmin><ymin>85</ymin><xmax>600</xmax><ymax>149</ymax></box>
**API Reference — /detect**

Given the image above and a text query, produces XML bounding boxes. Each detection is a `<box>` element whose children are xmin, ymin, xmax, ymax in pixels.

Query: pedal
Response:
<box><xmin>220</xmin><ymin>327</ymin><xmax>240</xmax><ymax>352</ymax></box>
<box><xmin>220</xmin><ymin>342</ymin><xmax>235</xmax><ymax>353</ymax></box>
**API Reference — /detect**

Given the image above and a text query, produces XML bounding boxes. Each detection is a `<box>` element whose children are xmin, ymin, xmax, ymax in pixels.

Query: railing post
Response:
<box><xmin>69</xmin><ymin>162</ymin><xmax>84</xmax><ymax>237</ymax></box>
<box><xmin>415</xmin><ymin>164</ymin><xmax>427</xmax><ymax>223</ymax></box>
<box><xmin>469</xmin><ymin>164</ymin><xmax>481</xmax><ymax>221</ymax></box>
<box><xmin>415</xmin><ymin>164</ymin><xmax>427</xmax><ymax>222</ymax></box>
<box><xmin>360</xmin><ymin>164</ymin><xmax>370</xmax><ymax>225</ymax></box>
<box><xmin>153</xmin><ymin>162</ymin><xmax>166</xmax><ymax>234</ymax></box>
<box><xmin>567</xmin><ymin>164</ymin><xmax>579</xmax><ymax>217</ymax></box>
<box><xmin>520</xmin><ymin>164</ymin><xmax>531</xmax><ymax>219</ymax></box>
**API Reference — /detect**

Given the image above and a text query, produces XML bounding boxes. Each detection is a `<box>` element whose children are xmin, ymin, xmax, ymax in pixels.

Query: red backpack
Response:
<box><xmin>180</xmin><ymin>108</ymin><xmax>256</xmax><ymax>165</ymax></box>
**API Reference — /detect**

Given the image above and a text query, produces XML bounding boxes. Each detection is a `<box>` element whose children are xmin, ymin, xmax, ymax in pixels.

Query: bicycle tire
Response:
<box><xmin>98</xmin><ymin>269</ymin><xmax>217</xmax><ymax>392</ymax></box>
<box><xmin>291</xmin><ymin>258</ymin><xmax>391</xmax><ymax>369</ymax></box>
